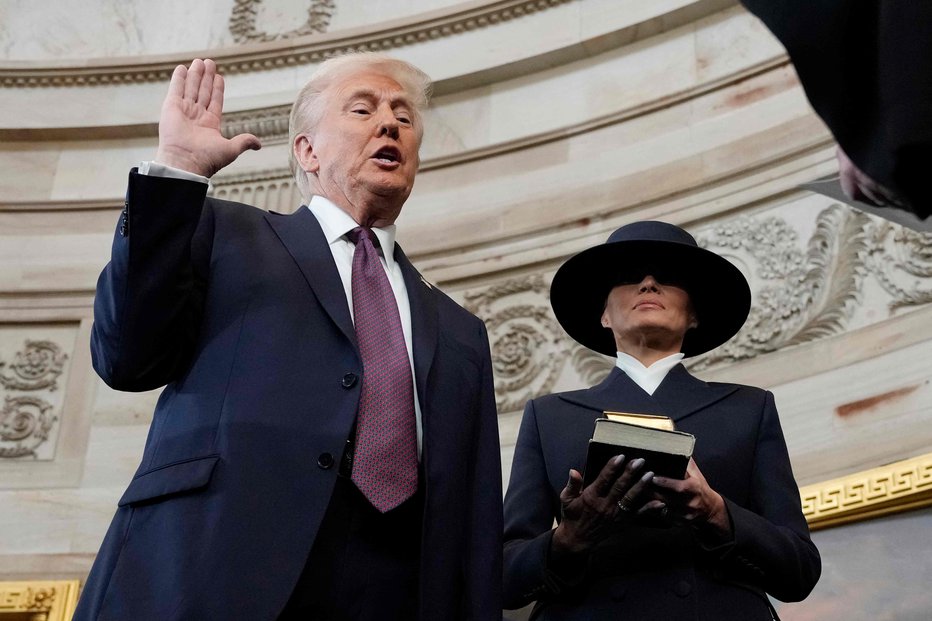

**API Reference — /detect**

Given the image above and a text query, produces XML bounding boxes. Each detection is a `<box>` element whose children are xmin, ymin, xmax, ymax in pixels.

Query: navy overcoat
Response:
<box><xmin>76</xmin><ymin>171</ymin><xmax>503</xmax><ymax>620</ymax></box>
<box><xmin>503</xmin><ymin>366</ymin><xmax>820</xmax><ymax>620</ymax></box>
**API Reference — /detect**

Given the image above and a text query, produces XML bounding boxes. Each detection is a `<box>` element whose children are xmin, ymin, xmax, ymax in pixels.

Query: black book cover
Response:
<box><xmin>582</xmin><ymin>418</ymin><xmax>695</xmax><ymax>485</ymax></box>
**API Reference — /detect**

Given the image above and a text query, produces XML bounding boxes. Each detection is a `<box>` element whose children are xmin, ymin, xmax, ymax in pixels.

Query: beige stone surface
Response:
<box><xmin>1</xmin><ymin>3</ymin><xmax>930</xmax><ymax>609</ymax></box>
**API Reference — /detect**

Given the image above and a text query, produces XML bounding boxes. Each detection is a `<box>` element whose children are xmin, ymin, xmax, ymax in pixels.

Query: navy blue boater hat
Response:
<box><xmin>550</xmin><ymin>221</ymin><xmax>751</xmax><ymax>357</ymax></box>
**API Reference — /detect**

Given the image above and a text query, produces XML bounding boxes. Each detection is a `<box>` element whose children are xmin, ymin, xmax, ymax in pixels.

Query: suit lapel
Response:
<box><xmin>557</xmin><ymin>368</ymin><xmax>663</xmax><ymax>415</ymax></box>
<box><xmin>557</xmin><ymin>365</ymin><xmax>739</xmax><ymax>424</ymax></box>
<box><xmin>264</xmin><ymin>208</ymin><xmax>357</xmax><ymax>348</ymax></box>
<box><xmin>395</xmin><ymin>244</ymin><xmax>438</xmax><ymax>408</ymax></box>
<box><xmin>651</xmin><ymin>364</ymin><xmax>738</xmax><ymax>423</ymax></box>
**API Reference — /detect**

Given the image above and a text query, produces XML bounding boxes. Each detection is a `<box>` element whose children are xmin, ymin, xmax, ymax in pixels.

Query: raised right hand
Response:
<box><xmin>155</xmin><ymin>59</ymin><xmax>261</xmax><ymax>178</ymax></box>
<box><xmin>551</xmin><ymin>456</ymin><xmax>653</xmax><ymax>555</ymax></box>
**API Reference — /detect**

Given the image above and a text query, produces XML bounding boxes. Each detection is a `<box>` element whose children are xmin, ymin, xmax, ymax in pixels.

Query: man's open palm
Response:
<box><xmin>155</xmin><ymin>58</ymin><xmax>261</xmax><ymax>177</ymax></box>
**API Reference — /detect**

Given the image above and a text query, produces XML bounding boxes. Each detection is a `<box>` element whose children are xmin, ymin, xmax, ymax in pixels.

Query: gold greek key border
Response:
<box><xmin>0</xmin><ymin>0</ymin><xmax>572</xmax><ymax>87</ymax></box>
<box><xmin>0</xmin><ymin>580</ymin><xmax>79</xmax><ymax>621</ymax></box>
<box><xmin>801</xmin><ymin>452</ymin><xmax>932</xmax><ymax>531</ymax></box>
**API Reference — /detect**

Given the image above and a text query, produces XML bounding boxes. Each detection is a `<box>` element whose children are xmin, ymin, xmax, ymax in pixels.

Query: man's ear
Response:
<box><xmin>293</xmin><ymin>134</ymin><xmax>319</xmax><ymax>174</ymax></box>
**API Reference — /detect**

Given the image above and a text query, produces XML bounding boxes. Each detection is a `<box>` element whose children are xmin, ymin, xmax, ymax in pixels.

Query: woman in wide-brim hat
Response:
<box><xmin>502</xmin><ymin>221</ymin><xmax>820</xmax><ymax>621</ymax></box>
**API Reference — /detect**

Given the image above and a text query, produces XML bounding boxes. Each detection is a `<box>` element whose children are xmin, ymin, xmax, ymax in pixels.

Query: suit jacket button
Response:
<box><xmin>673</xmin><ymin>580</ymin><xmax>692</xmax><ymax>597</ymax></box>
<box><xmin>317</xmin><ymin>453</ymin><xmax>334</xmax><ymax>469</ymax></box>
<box><xmin>341</xmin><ymin>372</ymin><xmax>357</xmax><ymax>388</ymax></box>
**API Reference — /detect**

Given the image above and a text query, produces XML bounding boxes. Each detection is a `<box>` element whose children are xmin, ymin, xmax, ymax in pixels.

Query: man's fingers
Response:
<box><xmin>167</xmin><ymin>64</ymin><xmax>187</xmax><ymax>99</ymax></box>
<box><xmin>197</xmin><ymin>59</ymin><xmax>217</xmax><ymax>107</ymax></box>
<box><xmin>207</xmin><ymin>74</ymin><xmax>225</xmax><ymax>117</ymax></box>
<box><xmin>230</xmin><ymin>133</ymin><xmax>262</xmax><ymax>155</ymax></box>
<box><xmin>184</xmin><ymin>59</ymin><xmax>205</xmax><ymax>102</ymax></box>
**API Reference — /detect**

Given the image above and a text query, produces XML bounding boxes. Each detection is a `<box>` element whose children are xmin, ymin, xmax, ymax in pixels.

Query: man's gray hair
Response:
<box><xmin>288</xmin><ymin>53</ymin><xmax>433</xmax><ymax>201</ymax></box>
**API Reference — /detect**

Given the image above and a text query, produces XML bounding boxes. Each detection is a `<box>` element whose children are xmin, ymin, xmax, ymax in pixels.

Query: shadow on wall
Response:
<box><xmin>777</xmin><ymin>506</ymin><xmax>932</xmax><ymax>621</ymax></box>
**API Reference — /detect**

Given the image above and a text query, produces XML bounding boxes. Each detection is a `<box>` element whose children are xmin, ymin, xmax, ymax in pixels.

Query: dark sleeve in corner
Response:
<box><xmin>90</xmin><ymin>170</ymin><xmax>215</xmax><ymax>392</ymax></box>
<box><xmin>503</xmin><ymin>399</ymin><xmax>588</xmax><ymax>609</ymax></box>
<box><xmin>740</xmin><ymin>0</ymin><xmax>932</xmax><ymax>214</ymax></box>
<box><xmin>464</xmin><ymin>319</ymin><xmax>504</xmax><ymax>620</ymax></box>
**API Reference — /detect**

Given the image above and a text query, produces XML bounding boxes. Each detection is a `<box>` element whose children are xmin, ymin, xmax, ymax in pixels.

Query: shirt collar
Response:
<box><xmin>614</xmin><ymin>351</ymin><xmax>685</xmax><ymax>395</ymax></box>
<box><xmin>308</xmin><ymin>195</ymin><xmax>398</xmax><ymax>268</ymax></box>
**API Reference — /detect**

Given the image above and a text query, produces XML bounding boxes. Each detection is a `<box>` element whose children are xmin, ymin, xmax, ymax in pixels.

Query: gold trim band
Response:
<box><xmin>0</xmin><ymin>580</ymin><xmax>80</xmax><ymax>621</ymax></box>
<box><xmin>801</xmin><ymin>452</ymin><xmax>932</xmax><ymax>531</ymax></box>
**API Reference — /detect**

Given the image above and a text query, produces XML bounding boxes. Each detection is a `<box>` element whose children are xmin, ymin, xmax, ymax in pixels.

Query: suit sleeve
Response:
<box><xmin>503</xmin><ymin>400</ymin><xmax>586</xmax><ymax>609</ymax></box>
<box><xmin>712</xmin><ymin>390</ymin><xmax>821</xmax><ymax>602</ymax></box>
<box><xmin>91</xmin><ymin>170</ymin><xmax>214</xmax><ymax>392</ymax></box>
<box><xmin>465</xmin><ymin>320</ymin><xmax>504</xmax><ymax>620</ymax></box>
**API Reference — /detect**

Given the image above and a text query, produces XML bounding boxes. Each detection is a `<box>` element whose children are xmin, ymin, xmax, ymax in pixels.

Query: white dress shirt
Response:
<box><xmin>614</xmin><ymin>351</ymin><xmax>685</xmax><ymax>396</ymax></box>
<box><xmin>138</xmin><ymin>162</ymin><xmax>423</xmax><ymax>455</ymax></box>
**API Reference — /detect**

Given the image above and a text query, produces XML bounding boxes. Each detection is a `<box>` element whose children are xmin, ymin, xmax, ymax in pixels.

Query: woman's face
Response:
<box><xmin>600</xmin><ymin>274</ymin><xmax>697</xmax><ymax>354</ymax></box>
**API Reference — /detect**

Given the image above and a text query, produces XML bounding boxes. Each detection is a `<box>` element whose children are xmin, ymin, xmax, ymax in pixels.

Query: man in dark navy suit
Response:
<box><xmin>75</xmin><ymin>54</ymin><xmax>502</xmax><ymax>621</ymax></box>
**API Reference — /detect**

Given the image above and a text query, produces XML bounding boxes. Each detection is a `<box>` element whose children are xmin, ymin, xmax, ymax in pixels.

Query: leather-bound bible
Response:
<box><xmin>583</xmin><ymin>415</ymin><xmax>695</xmax><ymax>485</ymax></box>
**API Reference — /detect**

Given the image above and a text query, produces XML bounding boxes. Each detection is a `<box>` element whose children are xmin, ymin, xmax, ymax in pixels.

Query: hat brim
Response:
<box><xmin>550</xmin><ymin>239</ymin><xmax>751</xmax><ymax>357</ymax></box>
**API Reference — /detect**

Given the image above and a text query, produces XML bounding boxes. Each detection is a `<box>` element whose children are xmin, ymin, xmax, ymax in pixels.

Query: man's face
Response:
<box><xmin>600</xmin><ymin>274</ymin><xmax>696</xmax><ymax>353</ymax></box>
<box><xmin>300</xmin><ymin>70</ymin><xmax>421</xmax><ymax>224</ymax></box>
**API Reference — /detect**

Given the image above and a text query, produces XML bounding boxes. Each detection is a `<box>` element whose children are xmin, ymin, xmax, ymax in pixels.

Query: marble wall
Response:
<box><xmin>1</xmin><ymin>0</ymin><xmax>931</xmax><ymax>614</ymax></box>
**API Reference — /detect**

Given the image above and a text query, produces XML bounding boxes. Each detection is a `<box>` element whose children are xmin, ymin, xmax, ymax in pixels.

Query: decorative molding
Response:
<box><xmin>0</xmin><ymin>340</ymin><xmax>68</xmax><ymax>392</ymax></box>
<box><xmin>210</xmin><ymin>169</ymin><xmax>303</xmax><ymax>214</ymax></box>
<box><xmin>0</xmin><ymin>395</ymin><xmax>56</xmax><ymax>459</ymax></box>
<box><xmin>0</xmin><ymin>0</ymin><xmax>574</xmax><ymax>88</ymax></box>
<box><xmin>229</xmin><ymin>0</ymin><xmax>336</xmax><ymax>44</ymax></box>
<box><xmin>689</xmin><ymin>204</ymin><xmax>872</xmax><ymax>372</ymax></box>
<box><xmin>864</xmin><ymin>223</ymin><xmax>932</xmax><ymax>311</ymax></box>
<box><xmin>464</xmin><ymin>275</ymin><xmax>571</xmax><ymax>413</ymax></box>
<box><xmin>461</xmin><ymin>204</ymin><xmax>932</xmax><ymax>412</ymax></box>
<box><xmin>0</xmin><ymin>580</ymin><xmax>80</xmax><ymax>621</ymax></box>
<box><xmin>800</xmin><ymin>452</ymin><xmax>932</xmax><ymax>530</ymax></box>
<box><xmin>570</xmin><ymin>345</ymin><xmax>613</xmax><ymax>387</ymax></box>
<box><xmin>221</xmin><ymin>104</ymin><xmax>292</xmax><ymax>144</ymax></box>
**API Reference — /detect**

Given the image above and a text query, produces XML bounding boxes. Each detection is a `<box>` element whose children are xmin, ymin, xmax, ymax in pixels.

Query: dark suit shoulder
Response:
<box><xmin>204</xmin><ymin>195</ymin><xmax>273</xmax><ymax>224</ymax></box>
<box><xmin>705</xmin><ymin>381</ymin><xmax>770</xmax><ymax>403</ymax></box>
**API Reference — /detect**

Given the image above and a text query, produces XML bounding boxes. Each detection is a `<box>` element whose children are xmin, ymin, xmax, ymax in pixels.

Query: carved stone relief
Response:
<box><xmin>464</xmin><ymin>204</ymin><xmax>932</xmax><ymax>413</ymax></box>
<box><xmin>210</xmin><ymin>169</ymin><xmax>304</xmax><ymax>214</ymax></box>
<box><xmin>222</xmin><ymin>105</ymin><xmax>292</xmax><ymax>146</ymax></box>
<box><xmin>0</xmin><ymin>338</ymin><xmax>69</xmax><ymax>460</ymax></box>
<box><xmin>0</xmin><ymin>340</ymin><xmax>67</xmax><ymax>392</ymax></box>
<box><xmin>463</xmin><ymin>275</ymin><xmax>571</xmax><ymax>413</ymax></box>
<box><xmin>229</xmin><ymin>0</ymin><xmax>336</xmax><ymax>44</ymax></box>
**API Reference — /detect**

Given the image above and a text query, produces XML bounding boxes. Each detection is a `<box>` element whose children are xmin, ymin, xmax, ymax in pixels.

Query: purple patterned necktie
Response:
<box><xmin>346</xmin><ymin>227</ymin><xmax>418</xmax><ymax>513</ymax></box>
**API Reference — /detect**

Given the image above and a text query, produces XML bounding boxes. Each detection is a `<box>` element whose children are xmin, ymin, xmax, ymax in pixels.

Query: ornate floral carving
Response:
<box><xmin>570</xmin><ymin>345</ymin><xmax>613</xmax><ymax>387</ymax></box>
<box><xmin>864</xmin><ymin>222</ymin><xmax>932</xmax><ymax>311</ymax></box>
<box><xmin>0</xmin><ymin>395</ymin><xmax>56</xmax><ymax>458</ymax></box>
<box><xmin>464</xmin><ymin>275</ymin><xmax>570</xmax><ymax>413</ymax></box>
<box><xmin>689</xmin><ymin>205</ymin><xmax>870</xmax><ymax>371</ymax></box>
<box><xmin>229</xmin><ymin>0</ymin><xmax>336</xmax><ymax>44</ymax></box>
<box><xmin>22</xmin><ymin>586</ymin><xmax>56</xmax><ymax>610</ymax></box>
<box><xmin>0</xmin><ymin>340</ymin><xmax>68</xmax><ymax>391</ymax></box>
<box><xmin>0</xmin><ymin>580</ymin><xmax>79</xmax><ymax>621</ymax></box>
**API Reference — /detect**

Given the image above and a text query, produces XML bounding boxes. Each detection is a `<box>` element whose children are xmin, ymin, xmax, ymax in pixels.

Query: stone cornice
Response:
<box><xmin>0</xmin><ymin>55</ymin><xmax>792</xmax><ymax>211</ymax></box>
<box><xmin>801</xmin><ymin>452</ymin><xmax>932</xmax><ymax>530</ymax></box>
<box><xmin>0</xmin><ymin>0</ymin><xmax>573</xmax><ymax>88</ymax></box>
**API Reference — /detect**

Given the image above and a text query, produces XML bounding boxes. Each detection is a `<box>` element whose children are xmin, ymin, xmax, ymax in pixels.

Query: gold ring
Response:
<box><xmin>616</xmin><ymin>499</ymin><xmax>633</xmax><ymax>513</ymax></box>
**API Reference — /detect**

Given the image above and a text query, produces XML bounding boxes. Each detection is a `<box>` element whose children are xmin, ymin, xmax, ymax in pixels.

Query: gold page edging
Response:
<box><xmin>0</xmin><ymin>580</ymin><xmax>80</xmax><ymax>621</ymax></box>
<box><xmin>801</xmin><ymin>452</ymin><xmax>932</xmax><ymax>531</ymax></box>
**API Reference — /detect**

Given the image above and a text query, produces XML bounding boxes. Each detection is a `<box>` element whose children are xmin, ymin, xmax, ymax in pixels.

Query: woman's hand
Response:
<box><xmin>551</xmin><ymin>456</ymin><xmax>654</xmax><ymax>555</ymax></box>
<box><xmin>643</xmin><ymin>458</ymin><xmax>731</xmax><ymax>539</ymax></box>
